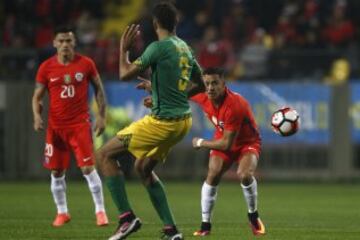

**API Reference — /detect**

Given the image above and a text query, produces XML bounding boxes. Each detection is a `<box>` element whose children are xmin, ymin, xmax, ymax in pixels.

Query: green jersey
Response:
<box><xmin>134</xmin><ymin>36</ymin><xmax>201</xmax><ymax>118</ymax></box>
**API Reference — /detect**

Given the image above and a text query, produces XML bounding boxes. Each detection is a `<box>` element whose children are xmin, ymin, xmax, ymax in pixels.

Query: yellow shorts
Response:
<box><xmin>116</xmin><ymin>115</ymin><xmax>192</xmax><ymax>161</ymax></box>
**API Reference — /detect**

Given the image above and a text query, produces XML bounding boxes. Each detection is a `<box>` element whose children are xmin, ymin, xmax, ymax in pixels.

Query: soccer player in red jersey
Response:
<box><xmin>190</xmin><ymin>68</ymin><xmax>266</xmax><ymax>237</ymax></box>
<box><xmin>32</xmin><ymin>26</ymin><xmax>109</xmax><ymax>227</ymax></box>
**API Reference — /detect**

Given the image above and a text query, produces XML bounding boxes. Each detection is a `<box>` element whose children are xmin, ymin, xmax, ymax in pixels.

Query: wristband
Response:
<box><xmin>196</xmin><ymin>138</ymin><xmax>204</xmax><ymax>147</ymax></box>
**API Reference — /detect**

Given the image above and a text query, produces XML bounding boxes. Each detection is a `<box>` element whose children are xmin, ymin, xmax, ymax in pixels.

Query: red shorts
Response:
<box><xmin>210</xmin><ymin>142</ymin><xmax>261</xmax><ymax>163</ymax></box>
<box><xmin>43</xmin><ymin>122</ymin><xmax>94</xmax><ymax>170</ymax></box>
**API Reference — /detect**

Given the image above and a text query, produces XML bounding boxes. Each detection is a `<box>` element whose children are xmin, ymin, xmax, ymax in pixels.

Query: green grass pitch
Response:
<box><xmin>0</xmin><ymin>181</ymin><xmax>359</xmax><ymax>239</ymax></box>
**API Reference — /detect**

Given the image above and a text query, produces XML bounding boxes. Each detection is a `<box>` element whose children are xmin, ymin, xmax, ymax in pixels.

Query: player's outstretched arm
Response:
<box><xmin>90</xmin><ymin>74</ymin><xmax>107</xmax><ymax>137</ymax></box>
<box><xmin>187</xmin><ymin>61</ymin><xmax>205</xmax><ymax>98</ymax></box>
<box><xmin>32</xmin><ymin>83</ymin><xmax>46</xmax><ymax>131</ymax></box>
<box><xmin>192</xmin><ymin>130</ymin><xmax>237</xmax><ymax>151</ymax></box>
<box><xmin>119</xmin><ymin>24</ymin><xmax>142</xmax><ymax>81</ymax></box>
<box><xmin>136</xmin><ymin>76</ymin><xmax>152</xmax><ymax>93</ymax></box>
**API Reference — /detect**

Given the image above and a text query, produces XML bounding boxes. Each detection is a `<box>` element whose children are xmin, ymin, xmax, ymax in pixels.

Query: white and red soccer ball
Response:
<box><xmin>271</xmin><ymin>107</ymin><xmax>300</xmax><ymax>137</ymax></box>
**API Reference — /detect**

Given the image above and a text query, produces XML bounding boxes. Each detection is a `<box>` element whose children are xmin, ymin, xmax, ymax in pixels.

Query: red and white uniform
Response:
<box><xmin>36</xmin><ymin>54</ymin><xmax>98</xmax><ymax>169</ymax></box>
<box><xmin>191</xmin><ymin>87</ymin><xmax>261</xmax><ymax>163</ymax></box>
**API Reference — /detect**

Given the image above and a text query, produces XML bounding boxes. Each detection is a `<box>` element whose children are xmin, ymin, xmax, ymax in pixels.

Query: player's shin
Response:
<box><xmin>146</xmin><ymin>177</ymin><xmax>176</xmax><ymax>226</ymax></box>
<box><xmin>201</xmin><ymin>182</ymin><xmax>218</xmax><ymax>223</ymax></box>
<box><xmin>50</xmin><ymin>174</ymin><xmax>68</xmax><ymax>214</ymax></box>
<box><xmin>105</xmin><ymin>174</ymin><xmax>132</xmax><ymax>214</ymax></box>
<box><xmin>83</xmin><ymin>169</ymin><xmax>105</xmax><ymax>213</ymax></box>
<box><xmin>241</xmin><ymin>177</ymin><xmax>258</xmax><ymax>213</ymax></box>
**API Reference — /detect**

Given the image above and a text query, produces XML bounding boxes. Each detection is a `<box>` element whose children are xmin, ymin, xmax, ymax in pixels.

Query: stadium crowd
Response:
<box><xmin>1</xmin><ymin>0</ymin><xmax>359</xmax><ymax>81</ymax></box>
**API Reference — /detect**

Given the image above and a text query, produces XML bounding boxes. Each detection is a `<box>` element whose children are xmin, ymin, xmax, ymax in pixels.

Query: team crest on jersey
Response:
<box><xmin>75</xmin><ymin>72</ymin><xmax>84</xmax><ymax>82</ymax></box>
<box><xmin>64</xmin><ymin>74</ymin><xmax>71</xmax><ymax>84</ymax></box>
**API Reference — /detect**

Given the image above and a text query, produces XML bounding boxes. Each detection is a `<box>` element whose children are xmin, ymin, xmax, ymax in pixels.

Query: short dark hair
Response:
<box><xmin>152</xmin><ymin>2</ymin><xmax>178</xmax><ymax>32</ymax></box>
<box><xmin>54</xmin><ymin>25</ymin><xmax>75</xmax><ymax>36</ymax></box>
<box><xmin>203</xmin><ymin>67</ymin><xmax>225</xmax><ymax>78</ymax></box>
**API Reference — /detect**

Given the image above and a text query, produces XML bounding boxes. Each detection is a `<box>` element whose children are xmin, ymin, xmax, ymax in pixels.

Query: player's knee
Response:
<box><xmin>51</xmin><ymin>170</ymin><xmax>65</xmax><ymax>178</ymax></box>
<box><xmin>207</xmin><ymin>168</ymin><xmax>222</xmax><ymax>185</ymax></box>
<box><xmin>96</xmin><ymin>148</ymin><xmax>109</xmax><ymax>165</ymax></box>
<box><xmin>236</xmin><ymin>169</ymin><xmax>253</xmax><ymax>183</ymax></box>
<box><xmin>135</xmin><ymin>162</ymin><xmax>153</xmax><ymax>183</ymax></box>
<box><xmin>81</xmin><ymin>165</ymin><xmax>94</xmax><ymax>175</ymax></box>
<box><xmin>134</xmin><ymin>161</ymin><xmax>145</xmax><ymax>177</ymax></box>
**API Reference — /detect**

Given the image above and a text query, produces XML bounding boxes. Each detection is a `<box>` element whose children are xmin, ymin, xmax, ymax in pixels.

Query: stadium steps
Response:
<box><xmin>101</xmin><ymin>0</ymin><xmax>145</xmax><ymax>37</ymax></box>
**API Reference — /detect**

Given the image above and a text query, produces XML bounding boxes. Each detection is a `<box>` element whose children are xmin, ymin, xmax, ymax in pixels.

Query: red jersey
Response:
<box><xmin>36</xmin><ymin>54</ymin><xmax>98</xmax><ymax>128</ymax></box>
<box><xmin>191</xmin><ymin>88</ymin><xmax>261</xmax><ymax>150</ymax></box>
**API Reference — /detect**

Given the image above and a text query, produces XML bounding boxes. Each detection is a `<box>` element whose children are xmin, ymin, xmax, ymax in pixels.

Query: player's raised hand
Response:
<box><xmin>120</xmin><ymin>24</ymin><xmax>140</xmax><ymax>52</ymax></box>
<box><xmin>33</xmin><ymin>115</ymin><xmax>44</xmax><ymax>131</ymax></box>
<box><xmin>143</xmin><ymin>96</ymin><xmax>153</xmax><ymax>108</ymax></box>
<box><xmin>192</xmin><ymin>137</ymin><xmax>204</xmax><ymax>149</ymax></box>
<box><xmin>136</xmin><ymin>76</ymin><xmax>151</xmax><ymax>92</ymax></box>
<box><xmin>94</xmin><ymin>116</ymin><xmax>106</xmax><ymax>137</ymax></box>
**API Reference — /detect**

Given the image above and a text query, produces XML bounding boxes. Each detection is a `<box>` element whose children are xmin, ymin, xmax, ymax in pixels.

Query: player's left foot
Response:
<box><xmin>193</xmin><ymin>222</ymin><xmax>211</xmax><ymax>236</ymax></box>
<box><xmin>160</xmin><ymin>225</ymin><xmax>184</xmax><ymax>240</ymax></box>
<box><xmin>248</xmin><ymin>211</ymin><xmax>266</xmax><ymax>236</ymax></box>
<box><xmin>96</xmin><ymin>211</ymin><xmax>109</xmax><ymax>226</ymax></box>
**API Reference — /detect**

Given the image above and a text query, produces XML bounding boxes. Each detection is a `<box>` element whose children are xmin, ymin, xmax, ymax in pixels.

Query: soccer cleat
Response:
<box><xmin>248</xmin><ymin>211</ymin><xmax>266</xmax><ymax>236</ymax></box>
<box><xmin>161</xmin><ymin>225</ymin><xmax>184</xmax><ymax>240</ymax></box>
<box><xmin>108</xmin><ymin>213</ymin><xmax>141</xmax><ymax>240</ymax></box>
<box><xmin>52</xmin><ymin>213</ymin><xmax>71</xmax><ymax>227</ymax></box>
<box><xmin>193</xmin><ymin>222</ymin><xmax>211</xmax><ymax>236</ymax></box>
<box><xmin>96</xmin><ymin>211</ymin><xmax>109</xmax><ymax>226</ymax></box>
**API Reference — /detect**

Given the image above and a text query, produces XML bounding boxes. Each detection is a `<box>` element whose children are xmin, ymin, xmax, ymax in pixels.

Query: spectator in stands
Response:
<box><xmin>238</xmin><ymin>28</ymin><xmax>270</xmax><ymax>79</ymax></box>
<box><xmin>322</xmin><ymin>1</ymin><xmax>355</xmax><ymax>47</ymax></box>
<box><xmin>198</xmin><ymin>26</ymin><xmax>235</xmax><ymax>72</ymax></box>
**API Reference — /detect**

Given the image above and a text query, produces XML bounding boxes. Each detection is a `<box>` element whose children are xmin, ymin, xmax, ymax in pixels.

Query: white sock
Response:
<box><xmin>83</xmin><ymin>169</ymin><xmax>105</xmax><ymax>213</ymax></box>
<box><xmin>241</xmin><ymin>177</ymin><xmax>258</xmax><ymax>213</ymax></box>
<box><xmin>201</xmin><ymin>182</ymin><xmax>218</xmax><ymax>223</ymax></box>
<box><xmin>51</xmin><ymin>174</ymin><xmax>68</xmax><ymax>214</ymax></box>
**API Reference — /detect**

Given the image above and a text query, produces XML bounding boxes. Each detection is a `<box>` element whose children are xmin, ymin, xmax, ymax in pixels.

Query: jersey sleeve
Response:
<box><xmin>133</xmin><ymin>42</ymin><xmax>161</xmax><ymax>71</ymax></box>
<box><xmin>189</xmin><ymin>92</ymin><xmax>206</xmax><ymax>104</ymax></box>
<box><xmin>35</xmin><ymin>62</ymin><xmax>48</xmax><ymax>86</ymax></box>
<box><xmin>191</xmin><ymin>60</ymin><xmax>202</xmax><ymax>79</ymax></box>
<box><xmin>224</xmin><ymin>106</ymin><xmax>243</xmax><ymax>132</ymax></box>
<box><xmin>87</xmin><ymin>58</ymin><xmax>99</xmax><ymax>78</ymax></box>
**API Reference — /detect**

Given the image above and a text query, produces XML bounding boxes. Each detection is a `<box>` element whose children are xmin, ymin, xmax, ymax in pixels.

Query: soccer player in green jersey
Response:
<box><xmin>96</xmin><ymin>2</ymin><xmax>202</xmax><ymax>240</ymax></box>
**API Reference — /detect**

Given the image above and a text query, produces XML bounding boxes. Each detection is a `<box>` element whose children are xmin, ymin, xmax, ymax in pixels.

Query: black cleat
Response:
<box><xmin>160</xmin><ymin>225</ymin><xmax>184</xmax><ymax>240</ymax></box>
<box><xmin>248</xmin><ymin>211</ymin><xmax>266</xmax><ymax>236</ymax></box>
<box><xmin>193</xmin><ymin>222</ymin><xmax>211</xmax><ymax>236</ymax></box>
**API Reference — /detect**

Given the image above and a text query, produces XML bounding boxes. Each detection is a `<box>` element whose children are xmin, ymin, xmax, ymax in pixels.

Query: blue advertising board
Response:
<box><xmin>228</xmin><ymin>82</ymin><xmax>330</xmax><ymax>144</ymax></box>
<box><xmin>350</xmin><ymin>83</ymin><xmax>360</xmax><ymax>142</ymax></box>
<box><xmin>92</xmin><ymin>82</ymin><xmax>331</xmax><ymax>146</ymax></box>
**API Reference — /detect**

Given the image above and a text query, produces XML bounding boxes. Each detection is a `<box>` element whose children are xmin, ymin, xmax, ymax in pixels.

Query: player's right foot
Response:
<box><xmin>193</xmin><ymin>222</ymin><xmax>211</xmax><ymax>236</ymax></box>
<box><xmin>96</xmin><ymin>211</ymin><xmax>109</xmax><ymax>226</ymax></box>
<box><xmin>52</xmin><ymin>213</ymin><xmax>71</xmax><ymax>227</ymax></box>
<box><xmin>108</xmin><ymin>212</ymin><xmax>142</xmax><ymax>240</ymax></box>
<box><xmin>248</xmin><ymin>211</ymin><xmax>266</xmax><ymax>236</ymax></box>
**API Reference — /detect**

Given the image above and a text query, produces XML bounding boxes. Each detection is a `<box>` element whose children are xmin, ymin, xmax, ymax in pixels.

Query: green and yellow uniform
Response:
<box><xmin>117</xmin><ymin>36</ymin><xmax>201</xmax><ymax>161</ymax></box>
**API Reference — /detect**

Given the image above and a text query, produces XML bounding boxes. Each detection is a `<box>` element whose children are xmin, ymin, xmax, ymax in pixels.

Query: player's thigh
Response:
<box><xmin>118</xmin><ymin>115</ymin><xmax>191</xmax><ymax>161</ymax></box>
<box><xmin>97</xmin><ymin>136</ymin><xmax>127</xmax><ymax>159</ymax></box>
<box><xmin>236</xmin><ymin>143</ymin><xmax>261</xmax><ymax>176</ymax></box>
<box><xmin>146</xmin><ymin>117</ymin><xmax>192</xmax><ymax>161</ymax></box>
<box><xmin>207</xmin><ymin>152</ymin><xmax>232</xmax><ymax>182</ymax></box>
<box><xmin>116</xmin><ymin>116</ymin><xmax>160</xmax><ymax>159</ymax></box>
<box><xmin>68</xmin><ymin>123</ymin><xmax>96</xmax><ymax>167</ymax></box>
<box><xmin>44</xmin><ymin>127</ymin><xmax>71</xmax><ymax>170</ymax></box>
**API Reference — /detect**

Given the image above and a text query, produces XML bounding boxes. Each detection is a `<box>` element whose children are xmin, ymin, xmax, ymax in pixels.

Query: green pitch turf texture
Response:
<box><xmin>0</xmin><ymin>182</ymin><xmax>359</xmax><ymax>240</ymax></box>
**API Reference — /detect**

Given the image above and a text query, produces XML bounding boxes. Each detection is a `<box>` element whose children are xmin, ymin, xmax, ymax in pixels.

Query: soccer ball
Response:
<box><xmin>271</xmin><ymin>107</ymin><xmax>300</xmax><ymax>136</ymax></box>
